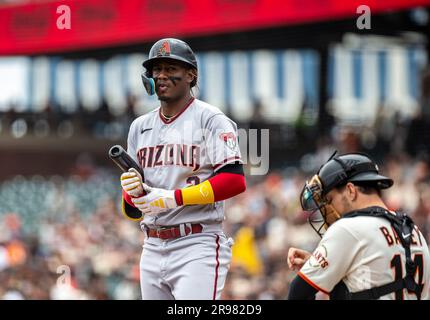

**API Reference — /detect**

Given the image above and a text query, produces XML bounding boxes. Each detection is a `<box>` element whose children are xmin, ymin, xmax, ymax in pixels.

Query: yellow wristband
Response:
<box><xmin>181</xmin><ymin>180</ymin><xmax>215</xmax><ymax>205</ymax></box>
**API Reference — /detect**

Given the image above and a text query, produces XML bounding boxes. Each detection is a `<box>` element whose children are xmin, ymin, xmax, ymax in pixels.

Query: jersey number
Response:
<box><xmin>390</xmin><ymin>254</ymin><xmax>424</xmax><ymax>300</ymax></box>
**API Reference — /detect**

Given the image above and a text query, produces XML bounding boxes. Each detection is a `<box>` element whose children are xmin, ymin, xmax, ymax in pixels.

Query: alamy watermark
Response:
<box><xmin>56</xmin><ymin>264</ymin><xmax>72</xmax><ymax>287</ymax></box>
<box><xmin>57</xmin><ymin>5</ymin><xmax>71</xmax><ymax>30</ymax></box>
<box><xmin>356</xmin><ymin>5</ymin><xmax>371</xmax><ymax>30</ymax></box>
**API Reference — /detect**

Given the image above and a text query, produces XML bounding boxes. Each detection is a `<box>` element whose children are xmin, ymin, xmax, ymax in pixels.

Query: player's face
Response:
<box><xmin>151</xmin><ymin>61</ymin><xmax>193</xmax><ymax>102</ymax></box>
<box><xmin>325</xmin><ymin>186</ymin><xmax>354</xmax><ymax>217</ymax></box>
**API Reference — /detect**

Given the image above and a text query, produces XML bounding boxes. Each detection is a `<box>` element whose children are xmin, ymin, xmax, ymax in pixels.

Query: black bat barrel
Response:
<box><xmin>109</xmin><ymin>145</ymin><xmax>144</xmax><ymax>177</ymax></box>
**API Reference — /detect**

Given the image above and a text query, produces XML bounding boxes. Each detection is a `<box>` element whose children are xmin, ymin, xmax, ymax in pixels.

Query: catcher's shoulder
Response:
<box><xmin>327</xmin><ymin>215</ymin><xmax>380</xmax><ymax>240</ymax></box>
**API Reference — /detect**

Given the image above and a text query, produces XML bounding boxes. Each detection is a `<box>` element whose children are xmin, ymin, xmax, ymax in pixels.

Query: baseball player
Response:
<box><xmin>288</xmin><ymin>152</ymin><xmax>430</xmax><ymax>300</ymax></box>
<box><xmin>119</xmin><ymin>38</ymin><xmax>246</xmax><ymax>300</ymax></box>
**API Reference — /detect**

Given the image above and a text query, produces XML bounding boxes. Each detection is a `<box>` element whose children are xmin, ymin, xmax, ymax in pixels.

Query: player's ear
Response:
<box><xmin>346</xmin><ymin>182</ymin><xmax>358</xmax><ymax>201</ymax></box>
<box><xmin>186</xmin><ymin>68</ymin><xmax>197</xmax><ymax>86</ymax></box>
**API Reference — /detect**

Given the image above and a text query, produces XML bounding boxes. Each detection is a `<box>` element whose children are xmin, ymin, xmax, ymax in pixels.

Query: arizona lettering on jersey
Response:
<box><xmin>137</xmin><ymin>144</ymin><xmax>200</xmax><ymax>171</ymax></box>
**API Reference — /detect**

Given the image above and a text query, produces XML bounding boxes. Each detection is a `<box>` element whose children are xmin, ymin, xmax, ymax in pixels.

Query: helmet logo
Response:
<box><xmin>157</xmin><ymin>40</ymin><xmax>171</xmax><ymax>57</ymax></box>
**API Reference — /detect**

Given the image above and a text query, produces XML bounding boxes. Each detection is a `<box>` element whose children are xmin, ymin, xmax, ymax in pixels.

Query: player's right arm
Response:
<box><xmin>288</xmin><ymin>247</ymin><xmax>311</xmax><ymax>271</ymax></box>
<box><xmin>289</xmin><ymin>222</ymin><xmax>360</xmax><ymax>299</ymax></box>
<box><xmin>287</xmin><ymin>248</ymin><xmax>318</xmax><ymax>299</ymax></box>
<box><xmin>288</xmin><ymin>275</ymin><xmax>319</xmax><ymax>300</ymax></box>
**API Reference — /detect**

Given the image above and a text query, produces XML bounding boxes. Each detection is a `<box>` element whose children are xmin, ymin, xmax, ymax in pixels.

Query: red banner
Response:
<box><xmin>0</xmin><ymin>0</ymin><xmax>429</xmax><ymax>55</ymax></box>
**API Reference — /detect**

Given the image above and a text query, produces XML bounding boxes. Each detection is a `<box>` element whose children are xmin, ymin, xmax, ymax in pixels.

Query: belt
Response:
<box><xmin>146</xmin><ymin>223</ymin><xmax>203</xmax><ymax>240</ymax></box>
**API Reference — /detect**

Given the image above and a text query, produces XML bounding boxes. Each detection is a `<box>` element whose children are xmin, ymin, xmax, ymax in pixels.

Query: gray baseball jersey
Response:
<box><xmin>299</xmin><ymin>216</ymin><xmax>430</xmax><ymax>299</ymax></box>
<box><xmin>126</xmin><ymin>97</ymin><xmax>243</xmax><ymax>228</ymax></box>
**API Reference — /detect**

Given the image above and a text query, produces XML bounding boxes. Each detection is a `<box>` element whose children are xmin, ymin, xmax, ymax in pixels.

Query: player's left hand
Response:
<box><xmin>131</xmin><ymin>184</ymin><xmax>178</xmax><ymax>214</ymax></box>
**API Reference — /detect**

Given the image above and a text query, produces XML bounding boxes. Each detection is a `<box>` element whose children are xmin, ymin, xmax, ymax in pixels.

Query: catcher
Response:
<box><xmin>288</xmin><ymin>152</ymin><xmax>430</xmax><ymax>300</ymax></box>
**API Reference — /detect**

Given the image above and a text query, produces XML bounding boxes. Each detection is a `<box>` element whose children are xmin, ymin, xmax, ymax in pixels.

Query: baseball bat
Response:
<box><xmin>108</xmin><ymin>145</ymin><xmax>144</xmax><ymax>178</ymax></box>
<box><xmin>109</xmin><ymin>145</ymin><xmax>146</xmax><ymax>219</ymax></box>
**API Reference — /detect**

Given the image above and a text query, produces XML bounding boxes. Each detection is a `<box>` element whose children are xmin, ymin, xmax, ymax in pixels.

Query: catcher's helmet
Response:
<box><xmin>318</xmin><ymin>152</ymin><xmax>393</xmax><ymax>195</ymax></box>
<box><xmin>143</xmin><ymin>38</ymin><xmax>197</xmax><ymax>74</ymax></box>
<box><xmin>300</xmin><ymin>152</ymin><xmax>393</xmax><ymax>237</ymax></box>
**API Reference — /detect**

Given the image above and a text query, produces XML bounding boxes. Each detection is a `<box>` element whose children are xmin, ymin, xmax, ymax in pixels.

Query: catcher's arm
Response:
<box><xmin>109</xmin><ymin>145</ymin><xmax>145</xmax><ymax>221</ymax></box>
<box><xmin>288</xmin><ymin>275</ymin><xmax>318</xmax><ymax>300</ymax></box>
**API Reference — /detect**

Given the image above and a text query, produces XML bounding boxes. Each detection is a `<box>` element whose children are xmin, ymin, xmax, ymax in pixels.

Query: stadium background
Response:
<box><xmin>0</xmin><ymin>0</ymin><xmax>430</xmax><ymax>299</ymax></box>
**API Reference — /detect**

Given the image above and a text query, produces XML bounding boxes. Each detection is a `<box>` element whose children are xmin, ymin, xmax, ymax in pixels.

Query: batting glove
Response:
<box><xmin>131</xmin><ymin>184</ymin><xmax>178</xmax><ymax>213</ymax></box>
<box><xmin>131</xmin><ymin>201</ymin><xmax>166</xmax><ymax>217</ymax></box>
<box><xmin>120</xmin><ymin>168</ymin><xmax>145</xmax><ymax>197</ymax></box>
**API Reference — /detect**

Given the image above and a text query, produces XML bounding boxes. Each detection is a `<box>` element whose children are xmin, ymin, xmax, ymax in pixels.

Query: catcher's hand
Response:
<box><xmin>287</xmin><ymin>247</ymin><xmax>311</xmax><ymax>271</ymax></box>
<box><xmin>131</xmin><ymin>184</ymin><xmax>178</xmax><ymax>215</ymax></box>
<box><xmin>121</xmin><ymin>168</ymin><xmax>145</xmax><ymax>197</ymax></box>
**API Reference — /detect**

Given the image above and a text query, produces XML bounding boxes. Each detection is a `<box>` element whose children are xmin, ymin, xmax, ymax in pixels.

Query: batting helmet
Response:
<box><xmin>142</xmin><ymin>38</ymin><xmax>198</xmax><ymax>76</ymax></box>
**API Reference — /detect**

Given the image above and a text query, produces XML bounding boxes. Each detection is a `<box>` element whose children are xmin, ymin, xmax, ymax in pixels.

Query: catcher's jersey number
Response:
<box><xmin>391</xmin><ymin>254</ymin><xmax>425</xmax><ymax>300</ymax></box>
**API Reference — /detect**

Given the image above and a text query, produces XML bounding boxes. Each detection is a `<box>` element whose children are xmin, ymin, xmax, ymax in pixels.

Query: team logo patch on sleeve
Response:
<box><xmin>219</xmin><ymin>132</ymin><xmax>237</xmax><ymax>150</ymax></box>
<box><xmin>309</xmin><ymin>245</ymin><xmax>329</xmax><ymax>269</ymax></box>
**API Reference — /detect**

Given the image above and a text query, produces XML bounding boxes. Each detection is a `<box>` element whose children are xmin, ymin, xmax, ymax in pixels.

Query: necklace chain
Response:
<box><xmin>160</xmin><ymin>110</ymin><xmax>174</xmax><ymax>120</ymax></box>
<box><xmin>160</xmin><ymin>97</ymin><xmax>193</xmax><ymax>122</ymax></box>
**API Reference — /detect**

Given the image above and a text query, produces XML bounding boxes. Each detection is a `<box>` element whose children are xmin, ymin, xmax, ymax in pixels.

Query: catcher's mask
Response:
<box><xmin>300</xmin><ymin>174</ymin><xmax>341</xmax><ymax>237</ymax></box>
<box><xmin>300</xmin><ymin>152</ymin><xmax>394</xmax><ymax>237</ymax></box>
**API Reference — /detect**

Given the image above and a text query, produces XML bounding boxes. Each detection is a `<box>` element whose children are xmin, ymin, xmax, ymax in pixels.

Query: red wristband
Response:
<box><xmin>174</xmin><ymin>189</ymin><xmax>184</xmax><ymax>206</ymax></box>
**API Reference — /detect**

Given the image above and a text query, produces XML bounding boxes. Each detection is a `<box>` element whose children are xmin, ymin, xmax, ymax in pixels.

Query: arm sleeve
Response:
<box><xmin>298</xmin><ymin>223</ymin><xmax>361</xmax><ymax>293</ymax></box>
<box><xmin>288</xmin><ymin>275</ymin><xmax>318</xmax><ymax>300</ymax></box>
<box><xmin>175</xmin><ymin>165</ymin><xmax>246</xmax><ymax>206</ymax></box>
<box><xmin>204</xmin><ymin>114</ymin><xmax>243</xmax><ymax>171</ymax></box>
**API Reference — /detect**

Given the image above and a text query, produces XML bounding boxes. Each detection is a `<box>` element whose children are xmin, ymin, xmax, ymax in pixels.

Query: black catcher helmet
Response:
<box><xmin>142</xmin><ymin>38</ymin><xmax>197</xmax><ymax>78</ymax></box>
<box><xmin>317</xmin><ymin>152</ymin><xmax>393</xmax><ymax>196</ymax></box>
<box><xmin>300</xmin><ymin>152</ymin><xmax>394</xmax><ymax>237</ymax></box>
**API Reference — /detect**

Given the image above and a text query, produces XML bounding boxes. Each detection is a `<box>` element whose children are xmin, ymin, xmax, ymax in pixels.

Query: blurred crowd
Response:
<box><xmin>1</xmin><ymin>147</ymin><xmax>430</xmax><ymax>300</ymax></box>
<box><xmin>0</xmin><ymin>172</ymin><xmax>143</xmax><ymax>299</ymax></box>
